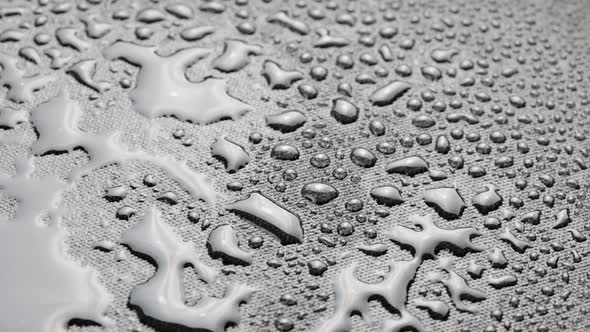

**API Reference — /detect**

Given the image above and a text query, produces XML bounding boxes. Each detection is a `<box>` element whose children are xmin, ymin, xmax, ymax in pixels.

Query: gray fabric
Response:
<box><xmin>1</xmin><ymin>0</ymin><xmax>590</xmax><ymax>331</ymax></box>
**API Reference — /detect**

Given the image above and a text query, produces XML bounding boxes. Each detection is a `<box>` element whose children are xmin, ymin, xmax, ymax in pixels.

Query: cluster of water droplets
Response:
<box><xmin>0</xmin><ymin>0</ymin><xmax>590</xmax><ymax>331</ymax></box>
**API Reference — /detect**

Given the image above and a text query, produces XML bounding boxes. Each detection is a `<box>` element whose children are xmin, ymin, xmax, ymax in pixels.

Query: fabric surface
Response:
<box><xmin>1</xmin><ymin>0</ymin><xmax>590</xmax><ymax>331</ymax></box>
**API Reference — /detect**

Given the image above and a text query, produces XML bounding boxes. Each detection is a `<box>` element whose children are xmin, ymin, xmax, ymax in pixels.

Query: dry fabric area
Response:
<box><xmin>1</xmin><ymin>0</ymin><xmax>590</xmax><ymax>331</ymax></box>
